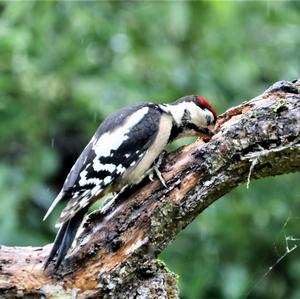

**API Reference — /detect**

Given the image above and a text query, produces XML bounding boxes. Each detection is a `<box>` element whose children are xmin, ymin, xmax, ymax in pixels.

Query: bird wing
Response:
<box><xmin>44</xmin><ymin>103</ymin><xmax>162</xmax><ymax>225</ymax></box>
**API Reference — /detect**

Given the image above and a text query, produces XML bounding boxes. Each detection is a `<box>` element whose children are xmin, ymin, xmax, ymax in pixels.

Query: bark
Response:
<box><xmin>0</xmin><ymin>80</ymin><xmax>299</xmax><ymax>299</ymax></box>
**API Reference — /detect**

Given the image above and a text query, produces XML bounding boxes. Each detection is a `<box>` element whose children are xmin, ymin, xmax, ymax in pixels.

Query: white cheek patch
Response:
<box><xmin>167</xmin><ymin>102</ymin><xmax>201</xmax><ymax>126</ymax></box>
<box><xmin>186</xmin><ymin>103</ymin><xmax>207</xmax><ymax>127</ymax></box>
<box><xmin>185</xmin><ymin>103</ymin><xmax>213</xmax><ymax>128</ymax></box>
<box><xmin>167</xmin><ymin>101</ymin><xmax>214</xmax><ymax>129</ymax></box>
<box><xmin>165</xmin><ymin>104</ymin><xmax>185</xmax><ymax>125</ymax></box>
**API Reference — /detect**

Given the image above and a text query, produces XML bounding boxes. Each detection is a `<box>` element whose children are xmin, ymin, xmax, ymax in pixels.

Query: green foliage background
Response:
<box><xmin>0</xmin><ymin>2</ymin><xmax>299</xmax><ymax>298</ymax></box>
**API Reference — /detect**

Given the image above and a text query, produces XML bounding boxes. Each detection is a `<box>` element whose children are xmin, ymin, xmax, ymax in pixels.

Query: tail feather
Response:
<box><xmin>44</xmin><ymin>206</ymin><xmax>88</xmax><ymax>270</ymax></box>
<box><xmin>55</xmin><ymin>207</ymin><xmax>88</xmax><ymax>269</ymax></box>
<box><xmin>43</xmin><ymin>190</ymin><xmax>64</xmax><ymax>221</ymax></box>
<box><xmin>44</xmin><ymin>221</ymin><xmax>68</xmax><ymax>270</ymax></box>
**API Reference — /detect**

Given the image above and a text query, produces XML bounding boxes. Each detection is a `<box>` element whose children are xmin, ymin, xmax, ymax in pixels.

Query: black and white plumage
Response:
<box><xmin>43</xmin><ymin>95</ymin><xmax>217</xmax><ymax>269</ymax></box>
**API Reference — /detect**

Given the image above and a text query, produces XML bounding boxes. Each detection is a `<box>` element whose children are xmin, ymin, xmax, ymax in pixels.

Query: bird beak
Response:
<box><xmin>195</xmin><ymin>126</ymin><xmax>214</xmax><ymax>136</ymax></box>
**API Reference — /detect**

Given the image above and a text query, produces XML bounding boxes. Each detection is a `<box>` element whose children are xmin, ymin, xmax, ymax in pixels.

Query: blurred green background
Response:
<box><xmin>0</xmin><ymin>1</ymin><xmax>299</xmax><ymax>298</ymax></box>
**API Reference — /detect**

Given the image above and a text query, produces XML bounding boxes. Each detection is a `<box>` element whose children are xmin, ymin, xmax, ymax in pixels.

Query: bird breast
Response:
<box><xmin>122</xmin><ymin>113</ymin><xmax>173</xmax><ymax>185</ymax></box>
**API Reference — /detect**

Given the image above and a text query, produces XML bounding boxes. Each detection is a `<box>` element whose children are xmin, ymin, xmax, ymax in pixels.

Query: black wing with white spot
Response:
<box><xmin>44</xmin><ymin>103</ymin><xmax>162</xmax><ymax>269</ymax></box>
<box><xmin>44</xmin><ymin>103</ymin><xmax>162</xmax><ymax>225</ymax></box>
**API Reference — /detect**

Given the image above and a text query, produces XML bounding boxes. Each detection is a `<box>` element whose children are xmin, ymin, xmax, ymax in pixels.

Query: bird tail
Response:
<box><xmin>43</xmin><ymin>190</ymin><xmax>64</xmax><ymax>221</ymax></box>
<box><xmin>44</xmin><ymin>206</ymin><xmax>89</xmax><ymax>270</ymax></box>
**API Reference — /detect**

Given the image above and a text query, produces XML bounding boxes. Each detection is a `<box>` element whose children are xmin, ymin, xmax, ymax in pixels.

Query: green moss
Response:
<box><xmin>156</xmin><ymin>258</ymin><xmax>172</xmax><ymax>273</ymax></box>
<box><xmin>272</xmin><ymin>99</ymin><xmax>288</xmax><ymax>114</ymax></box>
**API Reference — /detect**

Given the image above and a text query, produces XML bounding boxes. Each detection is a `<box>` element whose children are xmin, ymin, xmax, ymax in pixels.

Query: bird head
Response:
<box><xmin>167</xmin><ymin>95</ymin><xmax>218</xmax><ymax>137</ymax></box>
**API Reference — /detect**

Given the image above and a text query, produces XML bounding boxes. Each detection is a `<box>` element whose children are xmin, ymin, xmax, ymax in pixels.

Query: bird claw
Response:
<box><xmin>147</xmin><ymin>151</ymin><xmax>169</xmax><ymax>189</ymax></box>
<box><xmin>148</xmin><ymin>172</ymin><xmax>154</xmax><ymax>181</ymax></box>
<box><xmin>153</xmin><ymin>165</ymin><xmax>168</xmax><ymax>189</ymax></box>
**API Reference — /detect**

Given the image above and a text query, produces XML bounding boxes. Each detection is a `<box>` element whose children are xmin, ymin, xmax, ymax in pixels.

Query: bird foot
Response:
<box><xmin>147</xmin><ymin>151</ymin><xmax>168</xmax><ymax>189</ymax></box>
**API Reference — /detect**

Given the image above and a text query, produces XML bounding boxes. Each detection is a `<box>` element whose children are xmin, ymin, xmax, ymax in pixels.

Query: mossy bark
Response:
<box><xmin>0</xmin><ymin>80</ymin><xmax>299</xmax><ymax>298</ymax></box>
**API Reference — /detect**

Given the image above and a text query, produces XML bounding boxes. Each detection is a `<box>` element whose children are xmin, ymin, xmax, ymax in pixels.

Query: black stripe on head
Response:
<box><xmin>168</xmin><ymin>122</ymin><xmax>211</xmax><ymax>142</ymax></box>
<box><xmin>186</xmin><ymin>123</ymin><xmax>211</xmax><ymax>135</ymax></box>
<box><xmin>182</xmin><ymin>109</ymin><xmax>191</xmax><ymax>125</ymax></box>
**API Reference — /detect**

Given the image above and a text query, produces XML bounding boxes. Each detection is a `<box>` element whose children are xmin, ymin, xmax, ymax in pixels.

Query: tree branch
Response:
<box><xmin>1</xmin><ymin>80</ymin><xmax>299</xmax><ymax>298</ymax></box>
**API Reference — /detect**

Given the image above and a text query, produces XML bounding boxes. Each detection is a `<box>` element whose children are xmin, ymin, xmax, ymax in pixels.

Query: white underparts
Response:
<box><xmin>123</xmin><ymin>113</ymin><xmax>173</xmax><ymax>185</ymax></box>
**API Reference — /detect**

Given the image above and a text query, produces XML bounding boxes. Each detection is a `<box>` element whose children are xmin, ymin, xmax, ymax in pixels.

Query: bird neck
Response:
<box><xmin>160</xmin><ymin>102</ymin><xmax>195</xmax><ymax>127</ymax></box>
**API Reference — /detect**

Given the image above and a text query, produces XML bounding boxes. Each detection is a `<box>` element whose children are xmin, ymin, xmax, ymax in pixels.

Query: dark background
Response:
<box><xmin>0</xmin><ymin>2</ymin><xmax>299</xmax><ymax>298</ymax></box>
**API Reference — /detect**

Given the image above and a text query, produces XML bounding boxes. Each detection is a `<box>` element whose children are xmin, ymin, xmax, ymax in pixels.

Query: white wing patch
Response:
<box><xmin>103</xmin><ymin>176</ymin><xmax>112</xmax><ymax>185</ymax></box>
<box><xmin>81</xmin><ymin>107</ymin><xmax>150</xmax><ymax>187</ymax></box>
<box><xmin>165</xmin><ymin>101</ymin><xmax>210</xmax><ymax>128</ymax></box>
<box><xmin>79</xmin><ymin>163</ymin><xmax>102</xmax><ymax>186</ymax></box>
<box><xmin>89</xmin><ymin>185</ymin><xmax>102</xmax><ymax>197</ymax></box>
<box><xmin>53</xmin><ymin>106</ymin><xmax>153</xmax><ymax>226</ymax></box>
<box><xmin>116</xmin><ymin>164</ymin><xmax>125</xmax><ymax>174</ymax></box>
<box><xmin>93</xmin><ymin>162</ymin><xmax>116</xmax><ymax>172</ymax></box>
<box><xmin>92</xmin><ymin>107</ymin><xmax>149</xmax><ymax>158</ymax></box>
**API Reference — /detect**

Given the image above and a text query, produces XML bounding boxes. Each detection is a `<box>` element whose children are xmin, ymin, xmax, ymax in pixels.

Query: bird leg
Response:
<box><xmin>147</xmin><ymin>151</ymin><xmax>168</xmax><ymax>189</ymax></box>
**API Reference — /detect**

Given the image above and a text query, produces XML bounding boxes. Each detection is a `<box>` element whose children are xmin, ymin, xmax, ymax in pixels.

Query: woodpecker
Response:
<box><xmin>43</xmin><ymin>95</ymin><xmax>217</xmax><ymax>269</ymax></box>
